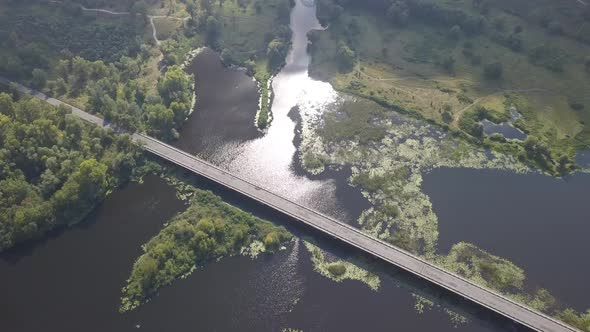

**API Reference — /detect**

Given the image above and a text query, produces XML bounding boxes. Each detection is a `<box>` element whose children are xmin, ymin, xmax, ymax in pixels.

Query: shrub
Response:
<box><xmin>442</xmin><ymin>111</ymin><xmax>453</xmax><ymax>124</ymax></box>
<box><xmin>459</xmin><ymin>113</ymin><xmax>484</xmax><ymax>138</ymax></box>
<box><xmin>31</xmin><ymin>68</ymin><xmax>47</xmax><ymax>89</ymax></box>
<box><xmin>263</xmin><ymin>232</ymin><xmax>281</xmax><ymax>250</ymax></box>
<box><xmin>337</xmin><ymin>41</ymin><xmax>355</xmax><ymax>72</ymax></box>
<box><xmin>327</xmin><ymin>263</ymin><xmax>347</xmax><ymax>276</ymax></box>
<box><xmin>483</xmin><ymin>62</ymin><xmax>503</xmax><ymax>80</ymax></box>
<box><xmin>528</xmin><ymin>45</ymin><xmax>565</xmax><ymax>72</ymax></box>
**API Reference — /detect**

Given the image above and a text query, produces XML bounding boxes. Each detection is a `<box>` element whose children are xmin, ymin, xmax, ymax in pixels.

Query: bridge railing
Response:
<box><xmin>136</xmin><ymin>133</ymin><xmax>578</xmax><ymax>332</ymax></box>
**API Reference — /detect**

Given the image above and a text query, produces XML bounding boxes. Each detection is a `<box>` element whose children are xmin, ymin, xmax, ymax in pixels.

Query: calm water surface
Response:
<box><xmin>1</xmin><ymin>0</ymin><xmax>584</xmax><ymax>331</ymax></box>
<box><xmin>177</xmin><ymin>1</ymin><xmax>367</xmax><ymax>224</ymax></box>
<box><xmin>0</xmin><ymin>175</ymin><xmax>522</xmax><ymax>332</ymax></box>
<box><xmin>481</xmin><ymin>119</ymin><xmax>527</xmax><ymax>140</ymax></box>
<box><xmin>423</xmin><ymin>168</ymin><xmax>590</xmax><ymax>310</ymax></box>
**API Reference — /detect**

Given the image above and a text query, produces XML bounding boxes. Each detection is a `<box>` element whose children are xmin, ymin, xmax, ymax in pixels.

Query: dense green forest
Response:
<box><xmin>0</xmin><ymin>1</ymin><xmax>145</xmax><ymax>78</ymax></box>
<box><xmin>311</xmin><ymin>0</ymin><xmax>590</xmax><ymax>175</ymax></box>
<box><xmin>0</xmin><ymin>0</ymin><xmax>289</xmax><ymax>132</ymax></box>
<box><xmin>0</xmin><ymin>0</ymin><xmax>194</xmax><ymax>140</ymax></box>
<box><xmin>0</xmin><ymin>93</ymin><xmax>140</xmax><ymax>251</ymax></box>
<box><xmin>120</xmin><ymin>187</ymin><xmax>292</xmax><ymax>311</ymax></box>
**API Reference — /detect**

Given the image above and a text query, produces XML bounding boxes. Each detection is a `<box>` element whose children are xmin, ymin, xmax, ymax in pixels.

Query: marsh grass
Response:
<box><xmin>309</xmin><ymin>2</ymin><xmax>590</xmax><ymax>172</ymax></box>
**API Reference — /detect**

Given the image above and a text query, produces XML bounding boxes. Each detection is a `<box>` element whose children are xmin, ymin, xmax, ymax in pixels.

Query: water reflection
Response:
<box><xmin>481</xmin><ymin>119</ymin><xmax>527</xmax><ymax>140</ymax></box>
<box><xmin>481</xmin><ymin>108</ymin><xmax>527</xmax><ymax>140</ymax></box>
<box><xmin>179</xmin><ymin>1</ymin><xmax>360</xmax><ymax>222</ymax></box>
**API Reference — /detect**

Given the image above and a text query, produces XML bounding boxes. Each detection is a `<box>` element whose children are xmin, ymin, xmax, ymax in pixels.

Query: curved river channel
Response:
<box><xmin>1</xmin><ymin>1</ymin><xmax>589</xmax><ymax>331</ymax></box>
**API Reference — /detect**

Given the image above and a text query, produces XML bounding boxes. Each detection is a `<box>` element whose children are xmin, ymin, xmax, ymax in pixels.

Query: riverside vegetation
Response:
<box><xmin>298</xmin><ymin>87</ymin><xmax>590</xmax><ymax>330</ymax></box>
<box><xmin>0</xmin><ymin>92</ymin><xmax>140</xmax><ymax>251</ymax></box>
<box><xmin>310</xmin><ymin>0</ymin><xmax>590</xmax><ymax>175</ymax></box>
<box><xmin>0</xmin><ymin>0</ymin><xmax>194</xmax><ymax>141</ymax></box>
<box><xmin>120</xmin><ymin>169</ymin><xmax>292</xmax><ymax>311</ymax></box>
<box><xmin>156</xmin><ymin>0</ymin><xmax>294</xmax><ymax>129</ymax></box>
<box><xmin>301</xmin><ymin>2</ymin><xmax>590</xmax><ymax>327</ymax></box>
<box><xmin>0</xmin><ymin>0</ymin><xmax>294</xmax><ymax>131</ymax></box>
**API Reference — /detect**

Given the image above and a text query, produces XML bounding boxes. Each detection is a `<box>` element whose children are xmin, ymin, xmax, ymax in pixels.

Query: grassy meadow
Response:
<box><xmin>310</xmin><ymin>0</ymin><xmax>590</xmax><ymax>173</ymax></box>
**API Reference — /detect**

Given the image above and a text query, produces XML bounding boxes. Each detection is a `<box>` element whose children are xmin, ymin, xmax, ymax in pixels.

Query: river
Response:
<box><xmin>0</xmin><ymin>173</ymin><xmax>524</xmax><ymax>331</ymax></box>
<box><xmin>422</xmin><ymin>168</ymin><xmax>590</xmax><ymax>311</ymax></box>
<box><xmin>0</xmin><ymin>0</ymin><xmax>586</xmax><ymax>331</ymax></box>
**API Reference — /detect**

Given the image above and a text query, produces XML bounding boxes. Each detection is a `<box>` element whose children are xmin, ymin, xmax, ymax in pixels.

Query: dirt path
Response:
<box><xmin>452</xmin><ymin>88</ymin><xmax>550</xmax><ymax>125</ymax></box>
<box><xmin>354</xmin><ymin>63</ymin><xmax>553</xmax><ymax>125</ymax></box>
<box><xmin>79</xmin><ymin>5</ymin><xmax>188</xmax><ymax>46</ymax></box>
<box><xmin>149</xmin><ymin>16</ymin><xmax>161</xmax><ymax>46</ymax></box>
<box><xmin>80</xmin><ymin>6</ymin><xmax>129</xmax><ymax>15</ymax></box>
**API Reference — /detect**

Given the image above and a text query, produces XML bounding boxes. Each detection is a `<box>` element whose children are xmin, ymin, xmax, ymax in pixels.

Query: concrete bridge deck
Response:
<box><xmin>1</xmin><ymin>77</ymin><xmax>579</xmax><ymax>332</ymax></box>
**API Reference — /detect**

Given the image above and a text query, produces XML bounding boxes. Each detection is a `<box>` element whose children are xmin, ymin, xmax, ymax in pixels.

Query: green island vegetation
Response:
<box><xmin>310</xmin><ymin>0</ymin><xmax>590</xmax><ymax>175</ymax></box>
<box><xmin>303</xmin><ymin>240</ymin><xmax>381</xmax><ymax>291</ymax></box>
<box><xmin>0</xmin><ymin>92</ymin><xmax>139</xmax><ymax>251</ymax></box>
<box><xmin>120</xmin><ymin>181</ymin><xmax>292</xmax><ymax>311</ymax></box>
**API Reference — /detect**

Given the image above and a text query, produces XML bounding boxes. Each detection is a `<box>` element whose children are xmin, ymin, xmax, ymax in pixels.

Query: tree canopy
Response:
<box><xmin>0</xmin><ymin>93</ymin><xmax>140</xmax><ymax>251</ymax></box>
<box><xmin>120</xmin><ymin>188</ymin><xmax>292</xmax><ymax>311</ymax></box>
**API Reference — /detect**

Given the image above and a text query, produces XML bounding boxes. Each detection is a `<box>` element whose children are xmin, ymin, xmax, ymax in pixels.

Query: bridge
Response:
<box><xmin>1</xmin><ymin>77</ymin><xmax>580</xmax><ymax>332</ymax></box>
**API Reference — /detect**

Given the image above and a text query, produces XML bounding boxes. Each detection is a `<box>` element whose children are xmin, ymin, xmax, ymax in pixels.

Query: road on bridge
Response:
<box><xmin>0</xmin><ymin>77</ymin><xmax>580</xmax><ymax>332</ymax></box>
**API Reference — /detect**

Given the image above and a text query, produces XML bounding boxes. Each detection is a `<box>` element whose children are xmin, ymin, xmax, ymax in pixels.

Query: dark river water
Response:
<box><xmin>422</xmin><ymin>168</ymin><xmax>590</xmax><ymax>311</ymax></box>
<box><xmin>0</xmin><ymin>0</ymin><xmax>586</xmax><ymax>331</ymax></box>
<box><xmin>0</xmin><ymin>174</ymin><xmax>524</xmax><ymax>332</ymax></box>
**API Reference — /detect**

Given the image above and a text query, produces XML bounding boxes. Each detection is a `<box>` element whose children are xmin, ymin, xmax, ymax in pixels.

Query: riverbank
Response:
<box><xmin>309</xmin><ymin>0</ymin><xmax>590</xmax><ymax>175</ymax></box>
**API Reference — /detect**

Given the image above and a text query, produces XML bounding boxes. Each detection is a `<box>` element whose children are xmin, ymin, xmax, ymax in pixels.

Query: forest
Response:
<box><xmin>0</xmin><ymin>93</ymin><xmax>140</xmax><ymax>251</ymax></box>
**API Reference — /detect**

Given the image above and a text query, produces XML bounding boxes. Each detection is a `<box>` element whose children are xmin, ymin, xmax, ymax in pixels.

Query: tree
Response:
<box><xmin>186</xmin><ymin>1</ymin><xmax>197</xmax><ymax>18</ymax></box>
<box><xmin>267</xmin><ymin>39</ymin><xmax>288</xmax><ymax>70</ymax></box>
<box><xmin>327</xmin><ymin>263</ymin><xmax>347</xmax><ymax>276</ymax></box>
<box><xmin>0</xmin><ymin>93</ymin><xmax>15</xmax><ymax>116</ymax></box>
<box><xmin>547</xmin><ymin>21</ymin><xmax>562</xmax><ymax>35</ymax></box>
<box><xmin>483</xmin><ymin>62</ymin><xmax>503</xmax><ymax>80</ymax></box>
<box><xmin>146</xmin><ymin>103</ymin><xmax>174</xmax><ymax>136</ymax></box>
<box><xmin>131</xmin><ymin>0</ymin><xmax>149</xmax><ymax>17</ymax></box>
<box><xmin>387</xmin><ymin>1</ymin><xmax>410</xmax><ymax>26</ymax></box>
<box><xmin>493</xmin><ymin>17</ymin><xmax>505</xmax><ymax>31</ymax></box>
<box><xmin>18</xmin><ymin>43</ymin><xmax>48</xmax><ymax>69</ymax></box>
<box><xmin>50</xmin><ymin>158</ymin><xmax>108</xmax><ymax>225</ymax></box>
<box><xmin>337</xmin><ymin>41</ymin><xmax>355</xmax><ymax>72</ymax></box>
<box><xmin>205</xmin><ymin>15</ymin><xmax>220</xmax><ymax>44</ymax></box>
<box><xmin>200</xmin><ymin>0</ymin><xmax>213</xmax><ymax>14</ymax></box>
<box><xmin>523</xmin><ymin>136</ymin><xmax>553</xmax><ymax>168</ymax></box>
<box><xmin>8</xmin><ymin>31</ymin><xmax>18</xmax><ymax>48</ymax></box>
<box><xmin>157</xmin><ymin>65</ymin><xmax>192</xmax><ymax>108</ymax></box>
<box><xmin>440</xmin><ymin>55</ymin><xmax>456</xmax><ymax>74</ymax></box>
<box><xmin>507</xmin><ymin>34</ymin><xmax>523</xmax><ymax>52</ymax></box>
<box><xmin>317</xmin><ymin>0</ymin><xmax>343</xmax><ymax>26</ymax></box>
<box><xmin>449</xmin><ymin>25</ymin><xmax>462</xmax><ymax>39</ymax></box>
<box><xmin>556</xmin><ymin>154</ymin><xmax>574</xmax><ymax>175</ymax></box>
<box><xmin>557</xmin><ymin>309</ymin><xmax>590</xmax><ymax>332</ymax></box>
<box><xmin>276</xmin><ymin>0</ymin><xmax>291</xmax><ymax>24</ymax></box>
<box><xmin>442</xmin><ymin>111</ymin><xmax>453</xmax><ymax>124</ymax></box>
<box><xmin>0</xmin><ymin>95</ymin><xmax>138</xmax><ymax>251</ymax></box>
<box><xmin>459</xmin><ymin>113</ymin><xmax>484</xmax><ymax>138</ymax></box>
<box><xmin>31</xmin><ymin>68</ymin><xmax>48</xmax><ymax>89</ymax></box>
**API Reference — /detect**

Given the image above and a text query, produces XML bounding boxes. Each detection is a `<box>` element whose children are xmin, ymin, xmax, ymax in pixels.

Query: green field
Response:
<box><xmin>311</xmin><ymin>0</ymin><xmax>590</xmax><ymax>174</ymax></box>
